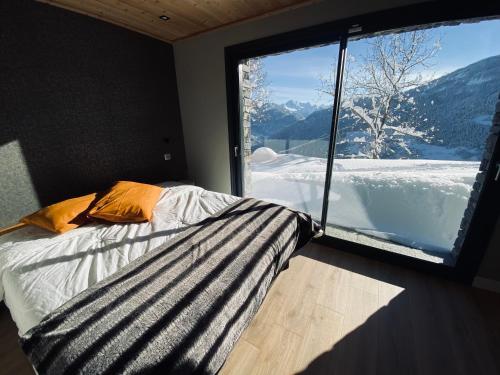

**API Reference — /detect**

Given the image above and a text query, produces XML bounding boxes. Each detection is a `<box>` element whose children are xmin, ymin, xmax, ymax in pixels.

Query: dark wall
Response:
<box><xmin>0</xmin><ymin>0</ymin><xmax>187</xmax><ymax>226</ymax></box>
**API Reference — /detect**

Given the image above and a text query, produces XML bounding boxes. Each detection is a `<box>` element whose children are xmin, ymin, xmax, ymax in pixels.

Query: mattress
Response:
<box><xmin>0</xmin><ymin>183</ymin><xmax>239</xmax><ymax>334</ymax></box>
<box><xmin>21</xmin><ymin>198</ymin><xmax>318</xmax><ymax>374</ymax></box>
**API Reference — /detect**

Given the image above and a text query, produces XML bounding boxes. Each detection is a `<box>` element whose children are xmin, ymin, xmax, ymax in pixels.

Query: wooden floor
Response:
<box><xmin>1</xmin><ymin>243</ymin><xmax>500</xmax><ymax>375</ymax></box>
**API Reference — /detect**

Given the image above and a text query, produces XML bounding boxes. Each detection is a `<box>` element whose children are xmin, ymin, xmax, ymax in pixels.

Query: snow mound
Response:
<box><xmin>248</xmin><ymin>154</ymin><xmax>480</xmax><ymax>253</ymax></box>
<box><xmin>252</xmin><ymin>147</ymin><xmax>278</xmax><ymax>163</ymax></box>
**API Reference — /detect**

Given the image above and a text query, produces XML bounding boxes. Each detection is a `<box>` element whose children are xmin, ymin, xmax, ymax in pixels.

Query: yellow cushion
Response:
<box><xmin>88</xmin><ymin>181</ymin><xmax>163</xmax><ymax>223</ymax></box>
<box><xmin>21</xmin><ymin>193</ymin><xmax>97</xmax><ymax>234</ymax></box>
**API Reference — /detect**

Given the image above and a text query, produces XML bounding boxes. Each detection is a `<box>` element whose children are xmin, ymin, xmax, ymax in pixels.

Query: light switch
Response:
<box><xmin>164</xmin><ymin>153</ymin><xmax>172</xmax><ymax>161</ymax></box>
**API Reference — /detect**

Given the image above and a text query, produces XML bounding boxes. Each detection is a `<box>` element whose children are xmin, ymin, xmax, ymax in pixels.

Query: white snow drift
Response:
<box><xmin>251</xmin><ymin>147</ymin><xmax>278</xmax><ymax>163</ymax></box>
<box><xmin>248</xmin><ymin>148</ymin><xmax>480</xmax><ymax>253</ymax></box>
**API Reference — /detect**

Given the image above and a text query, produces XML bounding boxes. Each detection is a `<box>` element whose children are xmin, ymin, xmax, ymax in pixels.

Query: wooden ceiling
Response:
<box><xmin>37</xmin><ymin>0</ymin><xmax>317</xmax><ymax>43</ymax></box>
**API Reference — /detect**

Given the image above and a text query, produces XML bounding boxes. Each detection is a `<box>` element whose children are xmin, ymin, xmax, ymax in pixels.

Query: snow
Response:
<box><xmin>248</xmin><ymin>148</ymin><xmax>480</xmax><ymax>253</ymax></box>
<box><xmin>251</xmin><ymin>147</ymin><xmax>278</xmax><ymax>163</ymax></box>
<box><xmin>466</xmin><ymin>77</ymin><xmax>491</xmax><ymax>85</ymax></box>
<box><xmin>413</xmin><ymin>143</ymin><xmax>482</xmax><ymax>161</ymax></box>
<box><xmin>473</xmin><ymin>114</ymin><xmax>493</xmax><ymax>126</ymax></box>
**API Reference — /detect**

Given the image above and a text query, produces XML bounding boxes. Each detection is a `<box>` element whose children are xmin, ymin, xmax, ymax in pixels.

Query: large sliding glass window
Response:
<box><xmin>326</xmin><ymin>20</ymin><xmax>500</xmax><ymax>264</ymax></box>
<box><xmin>238</xmin><ymin>43</ymin><xmax>339</xmax><ymax>221</ymax></box>
<box><xmin>231</xmin><ymin>11</ymin><xmax>500</xmax><ymax>272</ymax></box>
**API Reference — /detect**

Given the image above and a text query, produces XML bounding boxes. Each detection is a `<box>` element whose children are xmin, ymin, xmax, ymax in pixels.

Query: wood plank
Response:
<box><xmin>271</xmin><ymin>253</ymin><xmax>325</xmax><ymax>337</ymax></box>
<box><xmin>36</xmin><ymin>0</ymin><xmax>317</xmax><ymax>42</ymax></box>
<box><xmin>60</xmin><ymin>0</ymin><xmax>183</xmax><ymax>37</ymax></box>
<box><xmin>332</xmin><ymin>285</ymin><xmax>380</xmax><ymax>374</ymax></box>
<box><xmin>219</xmin><ymin>339</ymin><xmax>260</xmax><ymax>375</ymax></box>
<box><xmin>97</xmin><ymin>0</ymin><xmax>192</xmax><ymax>36</ymax></box>
<box><xmin>432</xmin><ymin>277</ymin><xmax>498</xmax><ymax>375</ymax></box>
<box><xmin>249</xmin><ymin>323</ymin><xmax>303</xmax><ymax>375</ymax></box>
<box><xmin>473</xmin><ymin>289</ymin><xmax>500</xmax><ymax>372</ymax></box>
<box><xmin>376</xmin><ymin>267</ymin><xmax>418</xmax><ymax>375</ymax></box>
<box><xmin>406</xmin><ymin>270</ymin><xmax>460</xmax><ymax>375</ymax></box>
<box><xmin>155</xmin><ymin>0</ymin><xmax>222</xmax><ymax>28</ymax></box>
<box><xmin>173</xmin><ymin>0</ymin><xmax>320</xmax><ymax>42</ymax></box>
<box><xmin>0</xmin><ymin>305</ymin><xmax>33</xmax><ymax>375</ymax></box>
<box><xmin>120</xmin><ymin>0</ymin><xmax>209</xmax><ymax>30</ymax></box>
<box><xmin>316</xmin><ymin>252</ymin><xmax>353</xmax><ymax>315</ymax></box>
<box><xmin>293</xmin><ymin>304</ymin><xmax>344</xmax><ymax>374</ymax></box>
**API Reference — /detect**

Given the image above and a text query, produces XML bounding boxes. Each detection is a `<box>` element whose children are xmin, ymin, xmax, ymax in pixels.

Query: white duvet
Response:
<box><xmin>0</xmin><ymin>184</ymin><xmax>239</xmax><ymax>335</ymax></box>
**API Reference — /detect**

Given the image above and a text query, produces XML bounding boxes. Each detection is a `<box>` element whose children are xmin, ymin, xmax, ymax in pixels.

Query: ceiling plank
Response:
<box><xmin>174</xmin><ymin>0</ymin><xmax>321</xmax><ymax>42</ymax></box>
<box><xmin>121</xmin><ymin>0</ymin><xmax>208</xmax><ymax>31</ymax></box>
<box><xmin>37</xmin><ymin>0</ymin><xmax>320</xmax><ymax>42</ymax></box>
<box><xmin>95</xmin><ymin>0</ymin><xmax>188</xmax><ymax>37</ymax></box>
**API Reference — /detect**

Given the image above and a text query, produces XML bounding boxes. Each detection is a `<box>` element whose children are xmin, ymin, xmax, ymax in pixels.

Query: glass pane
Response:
<box><xmin>238</xmin><ymin>43</ymin><xmax>339</xmax><ymax>221</ymax></box>
<box><xmin>326</xmin><ymin>19</ymin><xmax>500</xmax><ymax>264</ymax></box>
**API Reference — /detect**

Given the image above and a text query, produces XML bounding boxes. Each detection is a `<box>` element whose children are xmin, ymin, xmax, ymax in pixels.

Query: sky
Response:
<box><xmin>257</xmin><ymin>19</ymin><xmax>500</xmax><ymax>105</ymax></box>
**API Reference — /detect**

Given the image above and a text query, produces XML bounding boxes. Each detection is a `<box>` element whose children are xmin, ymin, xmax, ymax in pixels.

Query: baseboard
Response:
<box><xmin>473</xmin><ymin>276</ymin><xmax>500</xmax><ymax>293</ymax></box>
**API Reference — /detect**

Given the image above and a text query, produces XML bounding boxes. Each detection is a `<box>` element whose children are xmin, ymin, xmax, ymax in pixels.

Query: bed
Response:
<box><xmin>0</xmin><ymin>183</ymin><xmax>319</xmax><ymax>374</ymax></box>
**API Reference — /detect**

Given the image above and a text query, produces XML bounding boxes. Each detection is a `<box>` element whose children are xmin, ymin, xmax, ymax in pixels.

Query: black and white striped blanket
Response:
<box><xmin>20</xmin><ymin>198</ymin><xmax>319</xmax><ymax>374</ymax></box>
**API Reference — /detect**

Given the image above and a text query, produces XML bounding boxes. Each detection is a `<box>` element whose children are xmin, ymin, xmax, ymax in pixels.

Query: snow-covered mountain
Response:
<box><xmin>281</xmin><ymin>100</ymin><xmax>326</xmax><ymax>118</ymax></box>
<box><xmin>250</xmin><ymin>101</ymin><xmax>326</xmax><ymax>138</ymax></box>
<box><xmin>251</xmin><ymin>55</ymin><xmax>500</xmax><ymax>160</ymax></box>
<box><xmin>410</xmin><ymin>55</ymin><xmax>499</xmax><ymax>153</ymax></box>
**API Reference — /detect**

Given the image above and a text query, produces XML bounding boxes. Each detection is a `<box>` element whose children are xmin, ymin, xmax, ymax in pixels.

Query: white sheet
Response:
<box><xmin>0</xmin><ymin>184</ymin><xmax>239</xmax><ymax>335</ymax></box>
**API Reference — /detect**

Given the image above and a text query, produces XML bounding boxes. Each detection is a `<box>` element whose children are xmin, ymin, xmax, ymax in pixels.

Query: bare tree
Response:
<box><xmin>320</xmin><ymin>30</ymin><xmax>440</xmax><ymax>158</ymax></box>
<box><xmin>246</xmin><ymin>57</ymin><xmax>270</xmax><ymax>123</ymax></box>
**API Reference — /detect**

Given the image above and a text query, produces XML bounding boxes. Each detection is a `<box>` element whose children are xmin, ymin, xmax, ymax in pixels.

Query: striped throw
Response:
<box><xmin>21</xmin><ymin>198</ymin><xmax>319</xmax><ymax>374</ymax></box>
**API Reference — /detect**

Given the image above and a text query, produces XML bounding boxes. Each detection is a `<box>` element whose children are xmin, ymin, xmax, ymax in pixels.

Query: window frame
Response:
<box><xmin>224</xmin><ymin>1</ymin><xmax>500</xmax><ymax>283</ymax></box>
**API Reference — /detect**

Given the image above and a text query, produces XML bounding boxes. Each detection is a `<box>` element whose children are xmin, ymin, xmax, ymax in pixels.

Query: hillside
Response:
<box><xmin>411</xmin><ymin>55</ymin><xmax>500</xmax><ymax>151</ymax></box>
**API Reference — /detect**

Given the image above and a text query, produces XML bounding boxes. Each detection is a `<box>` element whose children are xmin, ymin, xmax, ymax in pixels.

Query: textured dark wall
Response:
<box><xmin>0</xmin><ymin>0</ymin><xmax>187</xmax><ymax>226</ymax></box>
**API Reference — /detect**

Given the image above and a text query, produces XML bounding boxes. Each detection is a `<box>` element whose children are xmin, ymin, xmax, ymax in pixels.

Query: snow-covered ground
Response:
<box><xmin>248</xmin><ymin>147</ymin><xmax>480</xmax><ymax>253</ymax></box>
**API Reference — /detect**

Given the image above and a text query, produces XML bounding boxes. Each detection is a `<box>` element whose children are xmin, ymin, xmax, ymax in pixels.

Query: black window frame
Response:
<box><xmin>225</xmin><ymin>1</ymin><xmax>500</xmax><ymax>283</ymax></box>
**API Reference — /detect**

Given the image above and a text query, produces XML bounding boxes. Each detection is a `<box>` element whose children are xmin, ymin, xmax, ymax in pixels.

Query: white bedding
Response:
<box><xmin>0</xmin><ymin>184</ymin><xmax>239</xmax><ymax>335</ymax></box>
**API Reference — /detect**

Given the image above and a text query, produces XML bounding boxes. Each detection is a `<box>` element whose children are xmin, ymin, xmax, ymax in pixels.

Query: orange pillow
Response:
<box><xmin>21</xmin><ymin>193</ymin><xmax>97</xmax><ymax>234</ymax></box>
<box><xmin>88</xmin><ymin>181</ymin><xmax>163</xmax><ymax>223</ymax></box>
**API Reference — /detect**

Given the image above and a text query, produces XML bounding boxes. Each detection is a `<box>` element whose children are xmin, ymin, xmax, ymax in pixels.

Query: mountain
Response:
<box><xmin>409</xmin><ymin>55</ymin><xmax>499</xmax><ymax>152</ymax></box>
<box><xmin>271</xmin><ymin>108</ymin><xmax>333</xmax><ymax>140</ymax></box>
<box><xmin>281</xmin><ymin>100</ymin><xmax>326</xmax><ymax>118</ymax></box>
<box><xmin>250</xmin><ymin>101</ymin><xmax>326</xmax><ymax>139</ymax></box>
<box><xmin>252</xmin><ymin>55</ymin><xmax>500</xmax><ymax>160</ymax></box>
<box><xmin>250</xmin><ymin>104</ymin><xmax>300</xmax><ymax>138</ymax></box>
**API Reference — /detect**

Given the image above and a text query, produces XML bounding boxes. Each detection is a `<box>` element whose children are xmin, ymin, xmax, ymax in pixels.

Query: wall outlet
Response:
<box><xmin>163</xmin><ymin>153</ymin><xmax>172</xmax><ymax>161</ymax></box>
